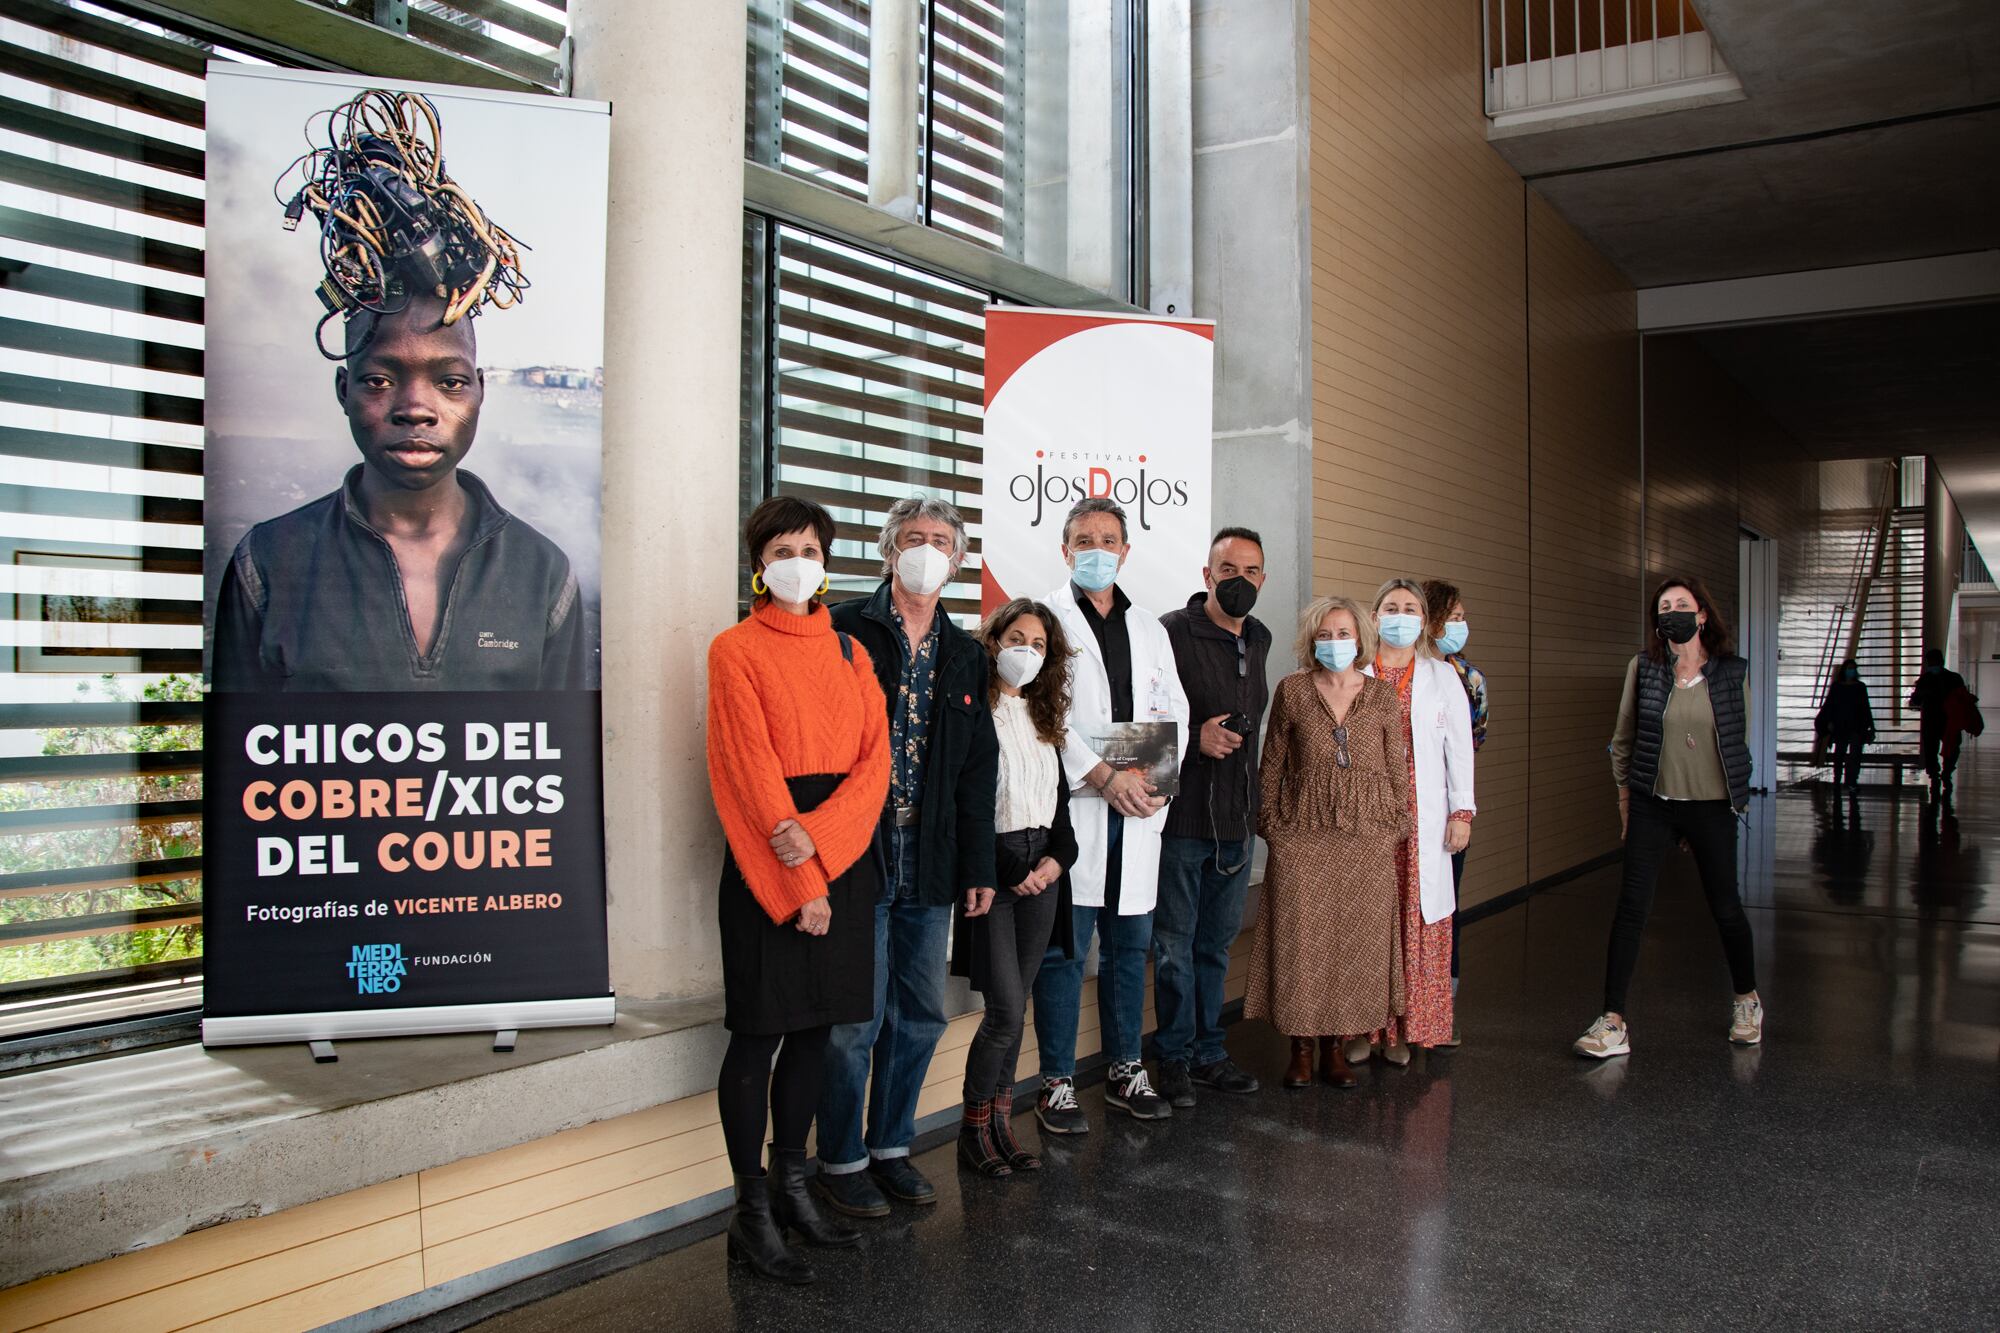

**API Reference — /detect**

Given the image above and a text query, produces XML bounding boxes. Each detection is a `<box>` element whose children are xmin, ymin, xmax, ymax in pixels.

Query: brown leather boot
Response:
<box><xmin>1284</xmin><ymin>1036</ymin><xmax>1315</xmax><ymax>1088</ymax></box>
<box><xmin>1319</xmin><ymin>1036</ymin><xmax>1358</xmax><ymax>1088</ymax></box>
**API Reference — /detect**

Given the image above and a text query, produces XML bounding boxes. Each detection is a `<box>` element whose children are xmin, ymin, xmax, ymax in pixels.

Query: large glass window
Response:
<box><xmin>749</xmin><ymin>0</ymin><xmax>1141</xmax><ymax>301</ymax></box>
<box><xmin>0</xmin><ymin>0</ymin><xmax>570</xmax><ymax>1046</ymax></box>
<box><xmin>0</xmin><ymin>3</ymin><xmax>214</xmax><ymax>1040</ymax></box>
<box><xmin>742</xmin><ymin>220</ymin><xmax>986</xmax><ymax>619</ymax></box>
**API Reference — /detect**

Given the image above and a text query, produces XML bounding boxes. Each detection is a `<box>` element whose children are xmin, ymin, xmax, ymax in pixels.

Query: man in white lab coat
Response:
<box><xmin>1031</xmin><ymin>497</ymin><xmax>1191</xmax><ymax>1132</ymax></box>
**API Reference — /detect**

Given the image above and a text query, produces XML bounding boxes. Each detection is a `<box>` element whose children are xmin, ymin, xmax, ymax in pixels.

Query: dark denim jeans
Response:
<box><xmin>817</xmin><ymin>824</ymin><xmax>952</xmax><ymax>1170</ymax></box>
<box><xmin>1032</xmin><ymin>816</ymin><xmax>1153</xmax><ymax>1076</ymax></box>
<box><xmin>1152</xmin><ymin>835</ymin><xmax>1251</xmax><ymax>1067</ymax></box>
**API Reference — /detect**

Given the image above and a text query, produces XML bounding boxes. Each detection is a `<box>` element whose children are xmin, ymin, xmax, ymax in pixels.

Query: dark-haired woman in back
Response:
<box><xmin>707</xmin><ymin>495</ymin><xmax>889</xmax><ymax>1282</ymax></box>
<box><xmin>1576</xmin><ymin>575</ymin><xmax>1763</xmax><ymax>1060</ymax></box>
<box><xmin>954</xmin><ymin>598</ymin><xmax>1078</xmax><ymax>1176</ymax></box>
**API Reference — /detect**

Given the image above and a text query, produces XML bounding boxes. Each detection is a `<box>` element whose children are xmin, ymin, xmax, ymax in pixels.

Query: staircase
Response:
<box><xmin>1776</xmin><ymin>466</ymin><xmax>1924</xmax><ymax>780</ymax></box>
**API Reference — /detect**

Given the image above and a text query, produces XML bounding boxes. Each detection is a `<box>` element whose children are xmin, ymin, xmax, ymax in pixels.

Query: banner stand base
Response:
<box><xmin>309</xmin><ymin>1040</ymin><xmax>338</xmax><ymax>1064</ymax></box>
<box><xmin>202</xmin><ymin>996</ymin><xmax>617</xmax><ymax>1049</ymax></box>
<box><xmin>494</xmin><ymin>1028</ymin><xmax>518</xmax><ymax>1053</ymax></box>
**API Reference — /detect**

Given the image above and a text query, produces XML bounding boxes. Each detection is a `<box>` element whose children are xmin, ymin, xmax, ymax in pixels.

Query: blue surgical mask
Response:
<box><xmin>1379</xmin><ymin>613</ymin><xmax>1423</xmax><ymax>649</ymax></box>
<box><xmin>1070</xmin><ymin>548</ymin><xmax>1121</xmax><ymax>592</ymax></box>
<box><xmin>1435</xmin><ymin>621</ymin><xmax>1469</xmax><ymax>655</ymax></box>
<box><xmin>1315</xmin><ymin>639</ymin><xmax>1358</xmax><ymax>672</ymax></box>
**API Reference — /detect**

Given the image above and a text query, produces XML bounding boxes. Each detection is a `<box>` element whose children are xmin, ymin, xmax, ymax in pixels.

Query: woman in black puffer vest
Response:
<box><xmin>1574</xmin><ymin>575</ymin><xmax>1763</xmax><ymax>1061</ymax></box>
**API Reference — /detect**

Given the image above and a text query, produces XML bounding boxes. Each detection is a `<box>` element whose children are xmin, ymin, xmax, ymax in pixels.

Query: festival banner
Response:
<box><xmin>980</xmin><ymin>308</ymin><xmax>1217</xmax><ymax>616</ymax></box>
<box><xmin>199</xmin><ymin>66</ymin><xmax>613</xmax><ymax>1045</ymax></box>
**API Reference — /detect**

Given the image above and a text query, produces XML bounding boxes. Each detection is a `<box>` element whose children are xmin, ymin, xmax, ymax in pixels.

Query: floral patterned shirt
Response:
<box><xmin>1446</xmin><ymin>652</ymin><xmax>1489</xmax><ymax>752</ymax></box>
<box><xmin>889</xmin><ymin>603</ymin><xmax>942</xmax><ymax>809</ymax></box>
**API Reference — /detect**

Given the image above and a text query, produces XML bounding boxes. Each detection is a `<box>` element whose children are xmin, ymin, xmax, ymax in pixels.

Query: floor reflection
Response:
<box><xmin>456</xmin><ymin>761</ymin><xmax>2000</xmax><ymax>1333</ymax></box>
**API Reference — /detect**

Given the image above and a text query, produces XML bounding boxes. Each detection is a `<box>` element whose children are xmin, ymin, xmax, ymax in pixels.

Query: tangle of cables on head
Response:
<box><xmin>274</xmin><ymin>89</ymin><xmax>529</xmax><ymax>360</ymax></box>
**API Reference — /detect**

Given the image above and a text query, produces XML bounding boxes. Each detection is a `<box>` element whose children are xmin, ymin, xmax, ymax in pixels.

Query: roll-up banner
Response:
<box><xmin>979</xmin><ymin>308</ymin><xmax>1217</xmax><ymax>615</ymax></box>
<box><xmin>199</xmin><ymin>66</ymin><xmax>613</xmax><ymax>1046</ymax></box>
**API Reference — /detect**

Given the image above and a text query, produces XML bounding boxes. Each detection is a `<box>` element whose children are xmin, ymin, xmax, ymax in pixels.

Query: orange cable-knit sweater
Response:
<box><xmin>706</xmin><ymin>602</ymin><xmax>890</xmax><ymax>924</ymax></box>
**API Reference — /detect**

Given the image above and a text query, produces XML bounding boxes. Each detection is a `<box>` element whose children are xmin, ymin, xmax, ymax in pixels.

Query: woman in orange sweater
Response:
<box><xmin>707</xmin><ymin>495</ymin><xmax>890</xmax><ymax>1284</ymax></box>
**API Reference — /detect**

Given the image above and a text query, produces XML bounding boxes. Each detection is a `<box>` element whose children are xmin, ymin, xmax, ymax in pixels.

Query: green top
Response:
<box><xmin>1609</xmin><ymin>655</ymin><xmax>1730</xmax><ymax>802</ymax></box>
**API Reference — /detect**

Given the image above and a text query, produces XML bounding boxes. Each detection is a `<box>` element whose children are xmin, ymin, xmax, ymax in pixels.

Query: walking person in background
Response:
<box><xmin>1577</xmin><ymin>575</ymin><xmax>1762</xmax><ymax>1061</ymax></box>
<box><xmin>1152</xmin><ymin>527</ymin><xmax>1272</xmax><ymax>1107</ymax></box>
<box><xmin>1909</xmin><ymin>648</ymin><xmax>1969</xmax><ymax>804</ymax></box>
<box><xmin>1344</xmin><ymin>579</ymin><xmax>1473</xmax><ymax>1068</ymax></box>
<box><xmin>1816</xmin><ymin>659</ymin><xmax>1875</xmax><ymax>789</ymax></box>
<box><xmin>706</xmin><ymin>496</ymin><xmax>889</xmax><ymax>1284</ymax></box>
<box><xmin>1422</xmin><ymin>578</ymin><xmax>1486</xmax><ymax>1049</ymax></box>
<box><xmin>815</xmin><ymin>497</ymin><xmax>998</xmax><ymax>1218</ymax></box>
<box><xmin>1032</xmin><ymin>497</ymin><xmax>1190</xmax><ymax>1131</ymax></box>
<box><xmin>954</xmin><ymin>599</ymin><xmax>1078</xmax><ymax>1177</ymax></box>
<box><xmin>1247</xmin><ymin>596</ymin><xmax>1409</xmax><ymax>1091</ymax></box>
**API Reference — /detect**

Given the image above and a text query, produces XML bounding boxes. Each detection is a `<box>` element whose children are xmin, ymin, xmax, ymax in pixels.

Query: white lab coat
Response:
<box><xmin>1048</xmin><ymin>581</ymin><xmax>1190</xmax><ymax>915</ymax></box>
<box><xmin>1364</xmin><ymin>656</ymin><xmax>1475</xmax><ymax>924</ymax></box>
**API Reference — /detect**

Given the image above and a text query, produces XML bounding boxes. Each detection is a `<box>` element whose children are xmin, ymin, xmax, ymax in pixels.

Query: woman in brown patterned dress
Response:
<box><xmin>1247</xmin><ymin>595</ymin><xmax>1412</xmax><ymax>1090</ymax></box>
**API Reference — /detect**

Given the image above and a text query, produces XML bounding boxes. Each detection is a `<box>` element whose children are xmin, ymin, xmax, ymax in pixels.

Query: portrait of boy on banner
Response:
<box><xmin>209</xmin><ymin>89</ymin><xmax>587</xmax><ymax>693</ymax></box>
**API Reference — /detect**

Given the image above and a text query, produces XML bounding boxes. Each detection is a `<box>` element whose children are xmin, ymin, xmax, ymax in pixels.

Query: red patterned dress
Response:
<box><xmin>1375</xmin><ymin>659</ymin><xmax>1455</xmax><ymax>1048</ymax></box>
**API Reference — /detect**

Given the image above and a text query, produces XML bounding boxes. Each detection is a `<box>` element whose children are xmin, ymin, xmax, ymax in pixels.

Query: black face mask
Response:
<box><xmin>1657</xmin><ymin>610</ymin><xmax>1700</xmax><ymax>645</ymax></box>
<box><xmin>1214</xmin><ymin>576</ymin><xmax>1259</xmax><ymax>619</ymax></box>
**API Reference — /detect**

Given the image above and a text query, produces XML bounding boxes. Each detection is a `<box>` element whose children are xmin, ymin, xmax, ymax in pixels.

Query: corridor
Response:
<box><xmin>444</xmin><ymin>767</ymin><xmax>2000</xmax><ymax>1332</ymax></box>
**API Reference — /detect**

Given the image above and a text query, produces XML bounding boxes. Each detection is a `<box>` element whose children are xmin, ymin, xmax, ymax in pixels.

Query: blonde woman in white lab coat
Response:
<box><xmin>1348</xmin><ymin>577</ymin><xmax>1475</xmax><ymax>1066</ymax></box>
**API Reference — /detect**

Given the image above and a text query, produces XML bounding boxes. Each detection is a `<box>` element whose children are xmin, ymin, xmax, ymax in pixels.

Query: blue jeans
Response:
<box><xmin>1033</xmin><ymin>816</ymin><xmax>1153</xmax><ymax>1076</ymax></box>
<box><xmin>1152</xmin><ymin>835</ymin><xmax>1251</xmax><ymax>1067</ymax></box>
<box><xmin>817</xmin><ymin>826</ymin><xmax>952</xmax><ymax>1170</ymax></box>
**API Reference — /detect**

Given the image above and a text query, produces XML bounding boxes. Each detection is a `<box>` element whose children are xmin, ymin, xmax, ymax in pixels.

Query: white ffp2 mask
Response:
<box><xmin>895</xmin><ymin>543</ymin><xmax>952</xmax><ymax>597</ymax></box>
<box><xmin>995</xmin><ymin>644</ymin><xmax>1044</xmax><ymax>689</ymax></box>
<box><xmin>760</xmin><ymin>556</ymin><xmax>825</xmax><ymax>605</ymax></box>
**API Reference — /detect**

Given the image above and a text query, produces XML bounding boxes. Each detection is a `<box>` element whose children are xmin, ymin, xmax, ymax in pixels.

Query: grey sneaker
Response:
<box><xmin>1573</xmin><ymin>1014</ymin><xmax>1631</xmax><ymax>1059</ymax></box>
<box><xmin>1729</xmin><ymin>996</ymin><xmax>1764</xmax><ymax>1046</ymax></box>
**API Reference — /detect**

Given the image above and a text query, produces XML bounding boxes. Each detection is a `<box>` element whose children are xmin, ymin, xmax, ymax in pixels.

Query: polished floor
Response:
<box><xmin>452</xmin><ymin>762</ymin><xmax>2000</xmax><ymax>1333</ymax></box>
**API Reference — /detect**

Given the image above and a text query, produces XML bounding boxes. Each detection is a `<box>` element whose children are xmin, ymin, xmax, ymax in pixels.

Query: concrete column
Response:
<box><xmin>1191</xmin><ymin>0</ymin><xmax>1313</xmax><ymax>690</ymax></box>
<box><xmin>1924</xmin><ymin>457</ymin><xmax>1964</xmax><ymax>662</ymax></box>
<box><xmin>868</xmin><ymin>0</ymin><xmax>921</xmax><ymax>219</ymax></box>
<box><xmin>571</xmin><ymin>0</ymin><xmax>746</xmax><ymax>1000</ymax></box>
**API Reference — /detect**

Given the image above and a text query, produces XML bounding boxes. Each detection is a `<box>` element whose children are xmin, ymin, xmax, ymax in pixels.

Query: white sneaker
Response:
<box><xmin>1730</xmin><ymin>996</ymin><xmax>1764</xmax><ymax>1046</ymax></box>
<box><xmin>1573</xmin><ymin>1014</ymin><xmax>1631</xmax><ymax>1059</ymax></box>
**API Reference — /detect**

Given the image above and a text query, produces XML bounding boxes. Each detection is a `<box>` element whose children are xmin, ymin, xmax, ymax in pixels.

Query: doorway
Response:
<box><xmin>1739</xmin><ymin>530</ymin><xmax>1779</xmax><ymax>789</ymax></box>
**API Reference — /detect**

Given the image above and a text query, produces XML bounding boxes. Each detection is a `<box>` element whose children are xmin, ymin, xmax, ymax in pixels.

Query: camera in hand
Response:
<box><xmin>1221</xmin><ymin>713</ymin><xmax>1254</xmax><ymax>738</ymax></box>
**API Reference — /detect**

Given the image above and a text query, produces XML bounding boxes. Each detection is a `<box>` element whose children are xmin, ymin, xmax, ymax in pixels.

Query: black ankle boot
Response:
<box><xmin>727</xmin><ymin>1172</ymin><xmax>814</xmax><ymax>1283</ymax></box>
<box><xmin>957</xmin><ymin>1097</ymin><xmax>1013</xmax><ymax>1178</ymax></box>
<box><xmin>767</xmin><ymin>1148</ymin><xmax>859</xmax><ymax>1248</ymax></box>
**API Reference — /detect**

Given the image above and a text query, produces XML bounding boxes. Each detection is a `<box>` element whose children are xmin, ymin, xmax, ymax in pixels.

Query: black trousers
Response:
<box><xmin>1920</xmin><ymin>725</ymin><xmax>1962</xmax><ymax>788</ymax></box>
<box><xmin>963</xmin><ymin>828</ymin><xmax>1062</xmax><ymax>1101</ymax></box>
<box><xmin>1832</xmin><ymin>738</ymin><xmax>1864</xmax><ymax>787</ymax></box>
<box><xmin>1604</xmin><ymin>794</ymin><xmax>1757</xmax><ymax>1015</ymax></box>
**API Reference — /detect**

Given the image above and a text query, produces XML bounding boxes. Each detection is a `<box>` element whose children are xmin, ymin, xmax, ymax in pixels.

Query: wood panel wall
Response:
<box><xmin>1641</xmin><ymin>336</ymin><xmax>1745</xmax><ymax>621</ymax></box>
<box><xmin>1642</xmin><ymin>335</ymin><xmax>1821</xmax><ymax>634</ymax></box>
<box><xmin>1525</xmin><ymin>192</ymin><xmax>1641</xmax><ymax>880</ymax></box>
<box><xmin>1306</xmin><ymin>1</ymin><xmax>1649</xmax><ymax>903</ymax></box>
<box><xmin>0</xmin><ymin>949</ymin><xmax>1248</xmax><ymax>1333</ymax></box>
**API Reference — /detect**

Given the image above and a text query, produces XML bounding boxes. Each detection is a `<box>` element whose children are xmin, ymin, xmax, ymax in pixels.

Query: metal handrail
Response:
<box><xmin>1483</xmin><ymin>0</ymin><xmax>1723</xmax><ymax>118</ymax></box>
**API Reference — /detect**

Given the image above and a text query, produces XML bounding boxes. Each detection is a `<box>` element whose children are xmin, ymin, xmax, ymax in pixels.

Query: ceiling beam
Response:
<box><xmin>1638</xmin><ymin>251</ymin><xmax>2000</xmax><ymax>332</ymax></box>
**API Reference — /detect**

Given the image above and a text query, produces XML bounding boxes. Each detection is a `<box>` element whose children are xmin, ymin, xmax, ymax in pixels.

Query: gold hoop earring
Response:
<box><xmin>751</xmin><ymin>571</ymin><xmax>767</xmax><ymax>596</ymax></box>
<box><xmin>816</xmin><ymin>575</ymin><xmax>831</xmax><ymax>596</ymax></box>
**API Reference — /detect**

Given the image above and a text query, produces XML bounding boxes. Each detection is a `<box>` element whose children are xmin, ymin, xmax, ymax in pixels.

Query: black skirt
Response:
<box><xmin>719</xmin><ymin>773</ymin><xmax>880</xmax><ymax>1035</ymax></box>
